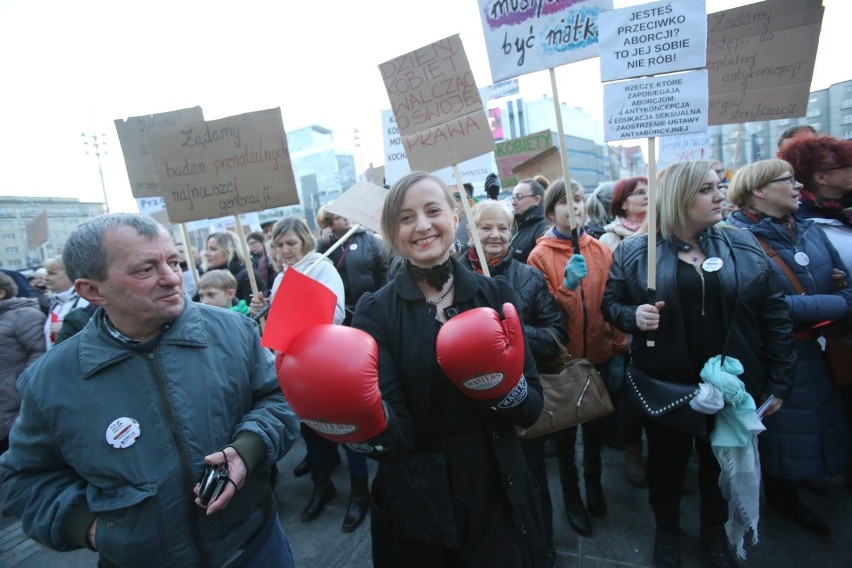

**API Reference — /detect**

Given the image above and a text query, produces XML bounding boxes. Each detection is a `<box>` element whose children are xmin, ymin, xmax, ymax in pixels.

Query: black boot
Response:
<box><xmin>342</xmin><ymin>474</ymin><xmax>370</xmax><ymax>532</ymax></box>
<box><xmin>562</xmin><ymin>482</ymin><xmax>592</xmax><ymax>536</ymax></box>
<box><xmin>701</xmin><ymin>527</ymin><xmax>739</xmax><ymax>568</ymax></box>
<box><xmin>301</xmin><ymin>469</ymin><xmax>337</xmax><ymax>522</ymax></box>
<box><xmin>585</xmin><ymin>479</ymin><xmax>607</xmax><ymax>518</ymax></box>
<box><xmin>293</xmin><ymin>454</ymin><xmax>310</xmax><ymax>477</ymax></box>
<box><xmin>653</xmin><ymin>521</ymin><xmax>681</xmax><ymax>568</ymax></box>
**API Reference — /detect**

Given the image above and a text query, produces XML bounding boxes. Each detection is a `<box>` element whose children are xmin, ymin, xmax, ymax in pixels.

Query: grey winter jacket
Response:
<box><xmin>0</xmin><ymin>297</ymin><xmax>45</xmax><ymax>440</ymax></box>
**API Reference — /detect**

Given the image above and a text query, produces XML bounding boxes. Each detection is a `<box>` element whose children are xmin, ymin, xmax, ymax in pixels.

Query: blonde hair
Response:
<box><xmin>727</xmin><ymin>159</ymin><xmax>793</xmax><ymax>209</ymax></box>
<box><xmin>542</xmin><ymin>178</ymin><xmax>584</xmax><ymax>223</ymax></box>
<box><xmin>198</xmin><ymin>269</ymin><xmax>237</xmax><ymax>293</ymax></box>
<box><xmin>43</xmin><ymin>255</ymin><xmax>65</xmax><ymax>273</ymax></box>
<box><xmin>648</xmin><ymin>160</ymin><xmax>714</xmax><ymax>239</ymax></box>
<box><xmin>207</xmin><ymin>231</ymin><xmax>246</xmax><ymax>267</ymax></box>
<box><xmin>271</xmin><ymin>216</ymin><xmax>316</xmax><ymax>255</ymax></box>
<box><xmin>468</xmin><ymin>200</ymin><xmax>513</xmax><ymax>247</ymax></box>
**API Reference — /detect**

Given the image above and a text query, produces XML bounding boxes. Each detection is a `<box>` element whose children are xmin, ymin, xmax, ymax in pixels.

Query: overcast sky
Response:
<box><xmin>0</xmin><ymin>0</ymin><xmax>847</xmax><ymax>214</ymax></box>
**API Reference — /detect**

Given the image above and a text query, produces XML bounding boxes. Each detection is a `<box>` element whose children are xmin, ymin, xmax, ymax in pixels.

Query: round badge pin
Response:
<box><xmin>349</xmin><ymin>243</ymin><xmax>358</xmax><ymax>251</ymax></box>
<box><xmin>702</xmin><ymin>257</ymin><xmax>724</xmax><ymax>272</ymax></box>
<box><xmin>105</xmin><ymin>417</ymin><xmax>141</xmax><ymax>449</ymax></box>
<box><xmin>794</xmin><ymin>252</ymin><xmax>810</xmax><ymax>266</ymax></box>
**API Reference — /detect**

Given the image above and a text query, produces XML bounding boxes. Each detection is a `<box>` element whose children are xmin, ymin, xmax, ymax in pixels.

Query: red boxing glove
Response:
<box><xmin>277</xmin><ymin>325</ymin><xmax>387</xmax><ymax>444</ymax></box>
<box><xmin>436</xmin><ymin>302</ymin><xmax>528</xmax><ymax>410</ymax></box>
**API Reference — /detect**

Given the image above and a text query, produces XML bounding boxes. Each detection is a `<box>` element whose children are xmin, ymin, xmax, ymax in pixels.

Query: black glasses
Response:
<box><xmin>511</xmin><ymin>193</ymin><xmax>534</xmax><ymax>202</ymax></box>
<box><xmin>769</xmin><ymin>175</ymin><xmax>795</xmax><ymax>185</ymax></box>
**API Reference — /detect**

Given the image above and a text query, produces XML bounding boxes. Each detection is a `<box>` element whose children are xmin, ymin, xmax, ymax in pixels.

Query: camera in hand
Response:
<box><xmin>198</xmin><ymin>464</ymin><xmax>230</xmax><ymax>506</ymax></box>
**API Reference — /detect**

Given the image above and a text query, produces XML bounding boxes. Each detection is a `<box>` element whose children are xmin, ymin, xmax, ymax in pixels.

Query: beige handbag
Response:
<box><xmin>516</xmin><ymin>331</ymin><xmax>614</xmax><ymax>440</ymax></box>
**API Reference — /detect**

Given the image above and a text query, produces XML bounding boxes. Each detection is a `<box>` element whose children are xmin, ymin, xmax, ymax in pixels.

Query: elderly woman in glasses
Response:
<box><xmin>509</xmin><ymin>177</ymin><xmax>550</xmax><ymax>263</ymax></box>
<box><xmin>726</xmin><ymin>159</ymin><xmax>851</xmax><ymax>536</ymax></box>
<box><xmin>600</xmin><ymin>176</ymin><xmax>649</xmax><ymax>252</ymax></box>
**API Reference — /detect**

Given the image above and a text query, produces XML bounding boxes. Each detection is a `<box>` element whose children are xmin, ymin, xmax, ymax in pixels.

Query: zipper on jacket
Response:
<box><xmin>146</xmin><ymin>352</ymin><xmax>209</xmax><ymax>567</ymax></box>
<box><xmin>698</xmin><ymin>269</ymin><xmax>706</xmax><ymax>316</ymax></box>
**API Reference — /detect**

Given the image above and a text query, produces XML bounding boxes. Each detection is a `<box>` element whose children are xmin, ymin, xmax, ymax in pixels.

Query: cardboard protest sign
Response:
<box><xmin>599</xmin><ymin>0</ymin><xmax>706</xmax><ymax>82</ymax></box>
<box><xmin>26</xmin><ymin>210</ymin><xmax>48</xmax><ymax>249</ymax></box>
<box><xmin>324</xmin><ymin>182</ymin><xmax>387</xmax><ymax>235</ymax></box>
<box><xmin>478</xmin><ymin>0</ymin><xmax>613</xmax><ymax>82</ymax></box>
<box><xmin>379</xmin><ymin>35</ymin><xmax>494</xmax><ymax>173</ymax></box>
<box><xmin>135</xmin><ymin>196</ymin><xmax>171</xmax><ymax>226</ymax></box>
<box><xmin>511</xmin><ymin>146</ymin><xmax>563</xmax><ymax>184</ymax></box>
<box><xmin>657</xmin><ymin>131</ymin><xmax>713</xmax><ymax>169</ymax></box>
<box><xmin>381</xmin><ymin>110</ymin><xmax>494</xmax><ymax>186</ymax></box>
<box><xmin>603</xmin><ymin>69</ymin><xmax>708</xmax><ymax>141</ymax></box>
<box><xmin>114</xmin><ymin>107</ymin><xmax>204</xmax><ymax>198</ymax></box>
<box><xmin>706</xmin><ymin>0</ymin><xmax>823</xmax><ymax>125</ymax></box>
<box><xmin>495</xmin><ymin>130</ymin><xmax>554</xmax><ymax>188</ymax></box>
<box><xmin>261</xmin><ymin>268</ymin><xmax>337</xmax><ymax>353</ymax></box>
<box><xmin>146</xmin><ymin>108</ymin><xmax>299</xmax><ymax>223</ymax></box>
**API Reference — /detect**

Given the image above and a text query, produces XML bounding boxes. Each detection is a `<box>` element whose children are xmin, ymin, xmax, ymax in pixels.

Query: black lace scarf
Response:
<box><xmin>406</xmin><ymin>257</ymin><xmax>454</xmax><ymax>291</ymax></box>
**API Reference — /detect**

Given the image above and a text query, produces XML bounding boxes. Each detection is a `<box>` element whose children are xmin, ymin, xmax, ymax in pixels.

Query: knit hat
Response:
<box><xmin>484</xmin><ymin>173</ymin><xmax>501</xmax><ymax>198</ymax></box>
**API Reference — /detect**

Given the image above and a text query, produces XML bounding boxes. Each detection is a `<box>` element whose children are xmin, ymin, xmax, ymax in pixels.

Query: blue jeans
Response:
<box><xmin>229</xmin><ymin>510</ymin><xmax>294</xmax><ymax>568</ymax></box>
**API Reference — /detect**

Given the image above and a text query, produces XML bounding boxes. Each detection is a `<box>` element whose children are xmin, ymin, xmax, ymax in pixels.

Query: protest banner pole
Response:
<box><xmin>646</xmin><ymin>138</ymin><xmax>658</xmax><ymax>348</ymax></box>
<box><xmin>453</xmin><ymin>164</ymin><xmax>490</xmax><ymax>278</ymax></box>
<box><xmin>732</xmin><ymin>123</ymin><xmax>743</xmax><ymax>171</ymax></box>
<box><xmin>305</xmin><ymin>224</ymin><xmax>361</xmax><ymax>276</ymax></box>
<box><xmin>549</xmin><ymin>68</ymin><xmax>580</xmax><ymax>254</ymax></box>
<box><xmin>233</xmin><ymin>214</ymin><xmax>260</xmax><ymax>299</ymax></box>
<box><xmin>179</xmin><ymin>223</ymin><xmax>200</xmax><ymax>291</ymax></box>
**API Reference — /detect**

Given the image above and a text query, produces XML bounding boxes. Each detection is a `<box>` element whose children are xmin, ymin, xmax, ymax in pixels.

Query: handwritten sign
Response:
<box><xmin>603</xmin><ymin>69</ymin><xmax>708</xmax><ymax>141</ymax></box>
<box><xmin>145</xmin><ymin>108</ymin><xmax>299</xmax><ymax>223</ymax></box>
<box><xmin>381</xmin><ymin>110</ymin><xmax>494</xmax><ymax>186</ymax></box>
<box><xmin>495</xmin><ymin>129</ymin><xmax>554</xmax><ymax>188</ymax></box>
<box><xmin>657</xmin><ymin>131</ymin><xmax>712</xmax><ymax>169</ymax></box>
<box><xmin>114</xmin><ymin>107</ymin><xmax>204</xmax><ymax>198</ymax></box>
<box><xmin>379</xmin><ymin>35</ymin><xmax>494</xmax><ymax>173</ymax></box>
<box><xmin>135</xmin><ymin>196</ymin><xmax>171</xmax><ymax>226</ymax></box>
<box><xmin>599</xmin><ymin>0</ymin><xmax>706</xmax><ymax>82</ymax></box>
<box><xmin>706</xmin><ymin>0</ymin><xmax>823</xmax><ymax>125</ymax></box>
<box><xmin>323</xmin><ymin>182</ymin><xmax>387</xmax><ymax>235</ymax></box>
<box><xmin>478</xmin><ymin>0</ymin><xmax>612</xmax><ymax>83</ymax></box>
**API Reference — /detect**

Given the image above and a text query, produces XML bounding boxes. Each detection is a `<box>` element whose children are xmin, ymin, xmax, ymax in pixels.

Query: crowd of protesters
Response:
<box><xmin>0</xmin><ymin>132</ymin><xmax>850</xmax><ymax>568</ymax></box>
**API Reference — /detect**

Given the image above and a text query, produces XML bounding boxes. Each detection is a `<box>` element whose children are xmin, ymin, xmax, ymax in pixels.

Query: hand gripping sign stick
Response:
<box><xmin>453</xmin><ymin>164</ymin><xmax>491</xmax><ymax>278</ymax></box>
<box><xmin>549</xmin><ymin>68</ymin><xmax>580</xmax><ymax>255</ymax></box>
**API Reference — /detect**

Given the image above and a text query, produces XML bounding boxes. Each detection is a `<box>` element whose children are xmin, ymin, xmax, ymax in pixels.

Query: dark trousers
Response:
<box><xmin>521</xmin><ymin>439</ymin><xmax>553</xmax><ymax>548</ymax></box>
<box><xmin>555</xmin><ymin>419</ymin><xmax>604</xmax><ymax>485</ymax></box>
<box><xmin>302</xmin><ymin>423</ymin><xmax>368</xmax><ymax>477</ymax></box>
<box><xmin>644</xmin><ymin>418</ymin><xmax>727</xmax><ymax>531</ymax></box>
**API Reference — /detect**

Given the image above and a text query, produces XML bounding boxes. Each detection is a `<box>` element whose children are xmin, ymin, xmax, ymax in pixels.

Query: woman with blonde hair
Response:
<box><xmin>726</xmin><ymin>158</ymin><xmax>850</xmax><ymax>535</ymax></box>
<box><xmin>204</xmin><ymin>230</ymin><xmax>268</xmax><ymax>303</ymax></box>
<box><xmin>603</xmin><ymin>160</ymin><xmax>795</xmax><ymax>567</ymax></box>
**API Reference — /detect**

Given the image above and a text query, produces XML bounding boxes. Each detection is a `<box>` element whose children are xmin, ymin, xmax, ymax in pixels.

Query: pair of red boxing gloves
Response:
<box><xmin>277</xmin><ymin>303</ymin><xmax>528</xmax><ymax>448</ymax></box>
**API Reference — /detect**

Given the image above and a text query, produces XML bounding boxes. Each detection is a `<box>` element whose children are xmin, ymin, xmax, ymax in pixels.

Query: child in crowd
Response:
<box><xmin>197</xmin><ymin>270</ymin><xmax>249</xmax><ymax>315</ymax></box>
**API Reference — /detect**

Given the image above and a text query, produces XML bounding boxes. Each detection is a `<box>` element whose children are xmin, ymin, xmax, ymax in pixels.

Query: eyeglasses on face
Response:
<box><xmin>769</xmin><ymin>175</ymin><xmax>795</xmax><ymax>185</ymax></box>
<box><xmin>511</xmin><ymin>193</ymin><xmax>534</xmax><ymax>202</ymax></box>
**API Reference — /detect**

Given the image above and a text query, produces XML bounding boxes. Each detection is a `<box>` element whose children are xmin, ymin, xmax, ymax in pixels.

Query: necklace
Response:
<box><xmin>425</xmin><ymin>278</ymin><xmax>454</xmax><ymax>305</ymax></box>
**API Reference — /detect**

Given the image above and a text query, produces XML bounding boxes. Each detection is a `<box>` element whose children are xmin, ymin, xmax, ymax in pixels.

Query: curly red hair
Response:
<box><xmin>610</xmin><ymin>176</ymin><xmax>649</xmax><ymax>218</ymax></box>
<box><xmin>778</xmin><ymin>136</ymin><xmax>852</xmax><ymax>187</ymax></box>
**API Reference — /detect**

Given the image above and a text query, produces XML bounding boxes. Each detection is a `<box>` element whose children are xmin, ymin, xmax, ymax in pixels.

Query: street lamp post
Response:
<box><xmin>82</xmin><ymin>132</ymin><xmax>109</xmax><ymax>213</ymax></box>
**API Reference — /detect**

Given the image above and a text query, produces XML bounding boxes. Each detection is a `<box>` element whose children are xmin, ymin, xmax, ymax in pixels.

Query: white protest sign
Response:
<box><xmin>379</xmin><ymin>35</ymin><xmax>494</xmax><ymax>173</ymax></box>
<box><xmin>603</xmin><ymin>69</ymin><xmax>708</xmax><ymax>141</ymax></box>
<box><xmin>115</xmin><ymin>107</ymin><xmax>205</xmax><ymax>198</ymax></box>
<box><xmin>146</xmin><ymin>108</ymin><xmax>299</xmax><ymax>223</ymax></box>
<box><xmin>599</xmin><ymin>0</ymin><xmax>706</xmax><ymax>82</ymax></box>
<box><xmin>381</xmin><ymin>110</ymin><xmax>493</xmax><ymax>186</ymax></box>
<box><xmin>657</xmin><ymin>131</ymin><xmax>713</xmax><ymax>170</ymax></box>
<box><xmin>324</xmin><ymin>182</ymin><xmax>387</xmax><ymax>235</ymax></box>
<box><xmin>478</xmin><ymin>0</ymin><xmax>613</xmax><ymax>82</ymax></box>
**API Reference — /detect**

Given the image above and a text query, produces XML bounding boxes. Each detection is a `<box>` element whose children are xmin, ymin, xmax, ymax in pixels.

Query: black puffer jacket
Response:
<box><xmin>460</xmin><ymin>253</ymin><xmax>567</xmax><ymax>365</ymax></box>
<box><xmin>510</xmin><ymin>204</ymin><xmax>549</xmax><ymax>264</ymax></box>
<box><xmin>602</xmin><ymin>227</ymin><xmax>795</xmax><ymax>400</ymax></box>
<box><xmin>318</xmin><ymin>229</ymin><xmax>387</xmax><ymax>312</ymax></box>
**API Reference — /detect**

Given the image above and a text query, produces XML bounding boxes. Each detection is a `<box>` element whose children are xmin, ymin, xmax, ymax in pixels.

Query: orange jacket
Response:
<box><xmin>527</xmin><ymin>232</ymin><xmax>628</xmax><ymax>365</ymax></box>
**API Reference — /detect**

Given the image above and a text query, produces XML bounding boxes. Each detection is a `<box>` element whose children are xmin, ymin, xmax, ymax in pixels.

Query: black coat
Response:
<box><xmin>602</xmin><ymin>227</ymin><xmax>795</xmax><ymax>400</ymax></box>
<box><xmin>352</xmin><ymin>258</ymin><xmax>547</xmax><ymax>567</ymax></box>
<box><xmin>510</xmin><ymin>204</ymin><xmax>549</xmax><ymax>264</ymax></box>
<box><xmin>460</xmin><ymin>253</ymin><xmax>567</xmax><ymax>365</ymax></box>
<box><xmin>318</xmin><ymin>229</ymin><xmax>388</xmax><ymax>311</ymax></box>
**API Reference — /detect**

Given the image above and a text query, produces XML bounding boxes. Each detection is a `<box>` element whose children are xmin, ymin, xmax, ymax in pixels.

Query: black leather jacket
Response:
<box><xmin>510</xmin><ymin>204</ymin><xmax>549</xmax><ymax>264</ymax></box>
<box><xmin>602</xmin><ymin>227</ymin><xmax>795</xmax><ymax>400</ymax></box>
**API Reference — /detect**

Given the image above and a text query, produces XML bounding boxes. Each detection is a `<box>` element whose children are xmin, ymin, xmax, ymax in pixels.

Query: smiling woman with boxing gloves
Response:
<box><xmin>338</xmin><ymin>171</ymin><xmax>546</xmax><ymax>567</ymax></box>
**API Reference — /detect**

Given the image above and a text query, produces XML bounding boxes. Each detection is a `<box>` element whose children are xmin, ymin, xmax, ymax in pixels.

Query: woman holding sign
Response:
<box><xmin>204</xmin><ymin>231</ymin><xmax>268</xmax><ymax>303</ymax></box>
<box><xmin>349</xmin><ymin>172</ymin><xmax>548</xmax><ymax>567</ymax></box>
<box><xmin>602</xmin><ymin>161</ymin><xmax>794</xmax><ymax>567</ymax></box>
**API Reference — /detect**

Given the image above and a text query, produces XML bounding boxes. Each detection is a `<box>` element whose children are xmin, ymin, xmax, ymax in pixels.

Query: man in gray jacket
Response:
<box><xmin>0</xmin><ymin>213</ymin><xmax>300</xmax><ymax>567</ymax></box>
